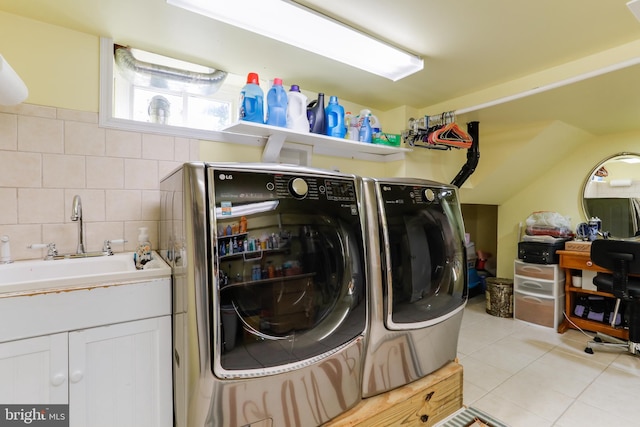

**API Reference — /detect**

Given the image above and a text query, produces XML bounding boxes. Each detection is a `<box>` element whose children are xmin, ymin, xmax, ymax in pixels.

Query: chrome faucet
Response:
<box><xmin>70</xmin><ymin>195</ymin><xmax>86</xmax><ymax>254</ymax></box>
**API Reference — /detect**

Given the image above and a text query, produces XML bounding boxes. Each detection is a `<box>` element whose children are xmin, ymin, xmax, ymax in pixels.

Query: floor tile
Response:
<box><xmin>459</xmin><ymin>294</ymin><xmax>640</xmax><ymax>426</ymax></box>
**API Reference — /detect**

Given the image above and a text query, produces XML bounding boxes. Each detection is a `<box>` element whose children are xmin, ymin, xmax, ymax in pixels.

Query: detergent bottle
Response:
<box><xmin>358</xmin><ymin>113</ymin><xmax>372</xmax><ymax>143</ymax></box>
<box><xmin>239</xmin><ymin>72</ymin><xmax>264</xmax><ymax>123</ymax></box>
<box><xmin>307</xmin><ymin>93</ymin><xmax>326</xmax><ymax>134</ymax></box>
<box><xmin>325</xmin><ymin>96</ymin><xmax>346</xmax><ymax>138</ymax></box>
<box><xmin>286</xmin><ymin>85</ymin><xmax>310</xmax><ymax>132</ymax></box>
<box><xmin>265</xmin><ymin>78</ymin><xmax>288</xmax><ymax>127</ymax></box>
<box><xmin>346</xmin><ymin>112</ymin><xmax>359</xmax><ymax>140</ymax></box>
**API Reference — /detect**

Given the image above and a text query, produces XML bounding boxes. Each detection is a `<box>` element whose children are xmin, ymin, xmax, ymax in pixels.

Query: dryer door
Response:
<box><xmin>378</xmin><ymin>183</ymin><xmax>467</xmax><ymax>329</ymax></box>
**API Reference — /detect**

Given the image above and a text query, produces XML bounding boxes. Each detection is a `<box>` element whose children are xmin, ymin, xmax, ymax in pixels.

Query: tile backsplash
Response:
<box><xmin>0</xmin><ymin>104</ymin><xmax>199</xmax><ymax>261</ymax></box>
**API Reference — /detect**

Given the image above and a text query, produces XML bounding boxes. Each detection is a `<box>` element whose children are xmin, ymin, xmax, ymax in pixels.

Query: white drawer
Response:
<box><xmin>514</xmin><ymin>291</ymin><xmax>564</xmax><ymax>329</ymax></box>
<box><xmin>514</xmin><ymin>276</ymin><xmax>564</xmax><ymax>297</ymax></box>
<box><xmin>514</xmin><ymin>260</ymin><xmax>560</xmax><ymax>281</ymax></box>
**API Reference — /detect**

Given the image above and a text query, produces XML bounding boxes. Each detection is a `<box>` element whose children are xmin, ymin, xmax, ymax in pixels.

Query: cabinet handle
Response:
<box><xmin>51</xmin><ymin>373</ymin><xmax>66</xmax><ymax>386</ymax></box>
<box><xmin>586</xmin><ymin>261</ymin><xmax>593</xmax><ymax>267</ymax></box>
<box><xmin>70</xmin><ymin>370</ymin><xmax>84</xmax><ymax>383</ymax></box>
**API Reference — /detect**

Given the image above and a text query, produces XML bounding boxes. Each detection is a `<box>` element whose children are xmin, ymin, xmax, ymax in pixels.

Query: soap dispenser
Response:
<box><xmin>135</xmin><ymin>227</ymin><xmax>152</xmax><ymax>269</ymax></box>
<box><xmin>0</xmin><ymin>235</ymin><xmax>12</xmax><ymax>264</ymax></box>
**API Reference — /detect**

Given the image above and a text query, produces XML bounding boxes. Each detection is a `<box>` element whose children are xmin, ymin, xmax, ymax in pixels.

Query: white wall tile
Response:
<box><xmin>43</xmin><ymin>154</ymin><xmax>86</xmax><ymax>188</ymax></box>
<box><xmin>0</xmin><ymin>188</ymin><xmax>17</xmax><ymax>224</ymax></box>
<box><xmin>142</xmin><ymin>190</ymin><xmax>161</xmax><ymax>221</ymax></box>
<box><xmin>65</xmin><ymin>121</ymin><xmax>105</xmax><ymax>155</ymax></box>
<box><xmin>86</xmin><ymin>156</ymin><xmax>124</xmax><ymax>189</ymax></box>
<box><xmin>0</xmin><ymin>113</ymin><xmax>17</xmax><ymax>151</ymax></box>
<box><xmin>57</xmin><ymin>108</ymin><xmax>97</xmax><ymax>124</ymax></box>
<box><xmin>106</xmin><ymin>129</ymin><xmax>142</xmax><ymax>158</ymax></box>
<box><xmin>106</xmin><ymin>190</ymin><xmax>141</xmax><ymax>221</ymax></box>
<box><xmin>43</xmin><ymin>222</ymin><xmax>78</xmax><ymax>255</ymax></box>
<box><xmin>18</xmin><ymin>188</ymin><xmax>64</xmax><ymax>224</ymax></box>
<box><xmin>142</xmin><ymin>133</ymin><xmax>174</xmax><ymax>160</ymax></box>
<box><xmin>0</xmin><ymin>151</ymin><xmax>42</xmax><ymax>188</ymax></box>
<box><xmin>18</xmin><ymin>115</ymin><xmax>64</xmax><ymax>153</ymax></box>
<box><xmin>0</xmin><ymin>224</ymin><xmax>43</xmax><ymax>261</ymax></box>
<box><xmin>86</xmin><ymin>221</ymin><xmax>125</xmax><ymax>253</ymax></box>
<box><xmin>174</xmin><ymin>137</ymin><xmax>191</xmax><ymax>162</ymax></box>
<box><xmin>124</xmin><ymin>158</ymin><xmax>159</xmax><ymax>190</ymax></box>
<box><xmin>0</xmin><ymin>104</ymin><xmax>56</xmax><ymax>119</ymax></box>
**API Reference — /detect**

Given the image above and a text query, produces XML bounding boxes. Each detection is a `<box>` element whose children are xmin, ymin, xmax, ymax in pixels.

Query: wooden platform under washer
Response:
<box><xmin>326</xmin><ymin>362</ymin><xmax>463</xmax><ymax>426</ymax></box>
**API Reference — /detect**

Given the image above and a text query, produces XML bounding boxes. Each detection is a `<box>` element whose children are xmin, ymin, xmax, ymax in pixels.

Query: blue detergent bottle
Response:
<box><xmin>266</xmin><ymin>78</ymin><xmax>288</xmax><ymax>127</ymax></box>
<box><xmin>358</xmin><ymin>114</ymin><xmax>372</xmax><ymax>143</ymax></box>
<box><xmin>239</xmin><ymin>72</ymin><xmax>264</xmax><ymax>123</ymax></box>
<box><xmin>325</xmin><ymin>96</ymin><xmax>346</xmax><ymax>138</ymax></box>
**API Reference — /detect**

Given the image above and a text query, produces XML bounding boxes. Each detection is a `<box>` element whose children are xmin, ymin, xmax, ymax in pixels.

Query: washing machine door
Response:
<box><xmin>210</xmin><ymin>167</ymin><xmax>366</xmax><ymax>377</ymax></box>
<box><xmin>378</xmin><ymin>182</ymin><xmax>467</xmax><ymax>329</ymax></box>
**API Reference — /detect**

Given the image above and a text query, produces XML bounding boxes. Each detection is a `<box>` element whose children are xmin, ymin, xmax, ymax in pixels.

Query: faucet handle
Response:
<box><xmin>102</xmin><ymin>239</ymin><xmax>127</xmax><ymax>256</ymax></box>
<box><xmin>28</xmin><ymin>242</ymin><xmax>58</xmax><ymax>260</ymax></box>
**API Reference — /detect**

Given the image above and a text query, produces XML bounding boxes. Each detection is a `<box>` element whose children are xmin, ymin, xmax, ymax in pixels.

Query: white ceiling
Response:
<box><xmin>2</xmin><ymin>0</ymin><xmax>640</xmax><ymax>136</ymax></box>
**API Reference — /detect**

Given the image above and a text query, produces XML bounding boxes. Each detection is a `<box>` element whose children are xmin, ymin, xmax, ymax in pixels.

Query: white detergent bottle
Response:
<box><xmin>286</xmin><ymin>84</ymin><xmax>309</xmax><ymax>132</ymax></box>
<box><xmin>135</xmin><ymin>227</ymin><xmax>152</xmax><ymax>269</ymax></box>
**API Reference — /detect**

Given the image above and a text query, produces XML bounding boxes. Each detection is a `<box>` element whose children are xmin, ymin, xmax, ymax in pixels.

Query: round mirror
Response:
<box><xmin>581</xmin><ymin>152</ymin><xmax>640</xmax><ymax>238</ymax></box>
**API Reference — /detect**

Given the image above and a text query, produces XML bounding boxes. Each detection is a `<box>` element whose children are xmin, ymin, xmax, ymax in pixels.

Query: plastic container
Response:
<box><xmin>135</xmin><ymin>227</ymin><xmax>152</xmax><ymax>270</ymax></box>
<box><xmin>325</xmin><ymin>96</ymin><xmax>346</xmax><ymax>138</ymax></box>
<box><xmin>239</xmin><ymin>72</ymin><xmax>264</xmax><ymax>124</ymax></box>
<box><xmin>346</xmin><ymin>112</ymin><xmax>359</xmax><ymax>140</ymax></box>
<box><xmin>286</xmin><ymin>85</ymin><xmax>309</xmax><ymax>132</ymax></box>
<box><xmin>358</xmin><ymin>114</ymin><xmax>372</xmax><ymax>143</ymax></box>
<box><xmin>307</xmin><ymin>93</ymin><xmax>326</xmax><ymax>134</ymax></box>
<box><xmin>265</xmin><ymin>77</ymin><xmax>288</xmax><ymax>127</ymax></box>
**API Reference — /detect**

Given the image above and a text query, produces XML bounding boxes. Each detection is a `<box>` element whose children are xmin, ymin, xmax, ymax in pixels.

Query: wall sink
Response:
<box><xmin>0</xmin><ymin>252</ymin><xmax>170</xmax><ymax>295</ymax></box>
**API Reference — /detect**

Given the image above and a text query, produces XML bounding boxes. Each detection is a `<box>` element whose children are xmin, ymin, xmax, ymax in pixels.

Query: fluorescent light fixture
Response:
<box><xmin>167</xmin><ymin>0</ymin><xmax>423</xmax><ymax>81</ymax></box>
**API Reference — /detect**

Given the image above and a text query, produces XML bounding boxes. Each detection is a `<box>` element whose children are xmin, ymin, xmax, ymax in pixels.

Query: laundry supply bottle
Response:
<box><xmin>358</xmin><ymin>114</ymin><xmax>372</xmax><ymax>143</ymax></box>
<box><xmin>325</xmin><ymin>96</ymin><xmax>346</xmax><ymax>138</ymax></box>
<box><xmin>307</xmin><ymin>92</ymin><xmax>326</xmax><ymax>134</ymax></box>
<box><xmin>239</xmin><ymin>72</ymin><xmax>264</xmax><ymax>124</ymax></box>
<box><xmin>346</xmin><ymin>112</ymin><xmax>359</xmax><ymax>140</ymax></box>
<box><xmin>265</xmin><ymin>78</ymin><xmax>288</xmax><ymax>127</ymax></box>
<box><xmin>135</xmin><ymin>227</ymin><xmax>152</xmax><ymax>270</ymax></box>
<box><xmin>286</xmin><ymin>85</ymin><xmax>310</xmax><ymax>132</ymax></box>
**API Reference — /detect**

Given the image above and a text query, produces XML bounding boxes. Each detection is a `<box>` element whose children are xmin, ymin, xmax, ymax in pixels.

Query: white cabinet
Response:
<box><xmin>513</xmin><ymin>260</ymin><xmax>565</xmax><ymax>329</ymax></box>
<box><xmin>69</xmin><ymin>316</ymin><xmax>172</xmax><ymax>427</ymax></box>
<box><xmin>0</xmin><ymin>277</ymin><xmax>172</xmax><ymax>427</ymax></box>
<box><xmin>0</xmin><ymin>333</ymin><xmax>68</xmax><ymax>404</ymax></box>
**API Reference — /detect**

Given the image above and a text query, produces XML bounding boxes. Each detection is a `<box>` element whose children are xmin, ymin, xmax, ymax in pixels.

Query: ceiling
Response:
<box><xmin>2</xmin><ymin>0</ymin><xmax>640</xmax><ymax>136</ymax></box>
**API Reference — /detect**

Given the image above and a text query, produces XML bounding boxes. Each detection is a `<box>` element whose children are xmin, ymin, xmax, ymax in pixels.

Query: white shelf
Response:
<box><xmin>222</xmin><ymin>121</ymin><xmax>411</xmax><ymax>163</ymax></box>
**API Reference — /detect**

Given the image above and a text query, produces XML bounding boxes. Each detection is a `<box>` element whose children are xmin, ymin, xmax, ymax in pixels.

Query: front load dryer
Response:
<box><xmin>361</xmin><ymin>177</ymin><xmax>468</xmax><ymax>398</ymax></box>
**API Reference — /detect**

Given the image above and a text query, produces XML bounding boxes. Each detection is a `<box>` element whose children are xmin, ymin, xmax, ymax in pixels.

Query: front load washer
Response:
<box><xmin>159</xmin><ymin>163</ymin><xmax>368</xmax><ymax>427</ymax></box>
<box><xmin>361</xmin><ymin>177</ymin><xmax>467</xmax><ymax>397</ymax></box>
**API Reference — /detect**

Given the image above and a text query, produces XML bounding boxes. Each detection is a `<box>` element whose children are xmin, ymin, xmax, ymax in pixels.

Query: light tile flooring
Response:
<box><xmin>458</xmin><ymin>294</ymin><xmax>640</xmax><ymax>427</ymax></box>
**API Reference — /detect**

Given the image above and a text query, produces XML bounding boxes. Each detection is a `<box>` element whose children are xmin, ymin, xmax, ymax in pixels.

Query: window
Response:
<box><xmin>99</xmin><ymin>37</ymin><xmax>245</xmax><ymax>139</ymax></box>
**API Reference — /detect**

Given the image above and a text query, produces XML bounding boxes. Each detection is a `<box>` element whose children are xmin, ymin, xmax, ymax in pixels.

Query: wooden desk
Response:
<box><xmin>557</xmin><ymin>250</ymin><xmax>629</xmax><ymax>340</ymax></box>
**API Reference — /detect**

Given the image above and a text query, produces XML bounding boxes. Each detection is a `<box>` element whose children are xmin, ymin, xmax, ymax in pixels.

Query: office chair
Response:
<box><xmin>584</xmin><ymin>238</ymin><xmax>640</xmax><ymax>355</ymax></box>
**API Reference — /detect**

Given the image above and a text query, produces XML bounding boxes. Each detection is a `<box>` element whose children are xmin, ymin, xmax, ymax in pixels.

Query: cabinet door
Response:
<box><xmin>68</xmin><ymin>316</ymin><xmax>172</xmax><ymax>427</ymax></box>
<box><xmin>0</xmin><ymin>333</ymin><xmax>68</xmax><ymax>404</ymax></box>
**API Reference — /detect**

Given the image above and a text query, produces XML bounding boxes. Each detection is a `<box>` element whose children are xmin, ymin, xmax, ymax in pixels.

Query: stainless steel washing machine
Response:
<box><xmin>159</xmin><ymin>163</ymin><xmax>368</xmax><ymax>427</ymax></box>
<box><xmin>361</xmin><ymin>177</ymin><xmax>467</xmax><ymax>397</ymax></box>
